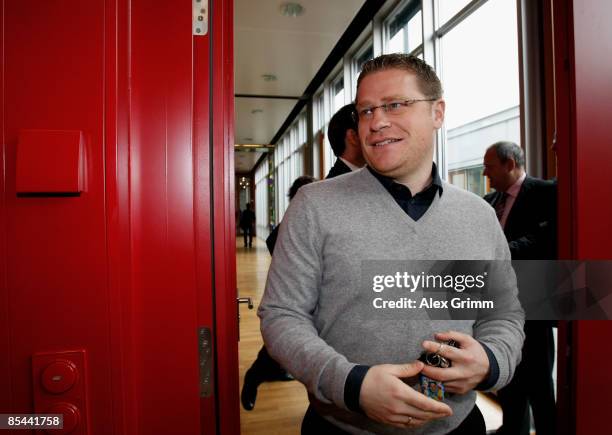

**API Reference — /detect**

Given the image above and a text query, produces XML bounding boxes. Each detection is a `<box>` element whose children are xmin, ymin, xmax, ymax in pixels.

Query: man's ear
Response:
<box><xmin>346</xmin><ymin>129</ymin><xmax>360</xmax><ymax>148</ymax></box>
<box><xmin>432</xmin><ymin>99</ymin><xmax>445</xmax><ymax>128</ymax></box>
<box><xmin>506</xmin><ymin>158</ymin><xmax>516</xmax><ymax>171</ymax></box>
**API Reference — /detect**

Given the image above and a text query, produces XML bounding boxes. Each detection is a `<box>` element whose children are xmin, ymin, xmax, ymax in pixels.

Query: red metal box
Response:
<box><xmin>16</xmin><ymin>129</ymin><xmax>84</xmax><ymax>193</ymax></box>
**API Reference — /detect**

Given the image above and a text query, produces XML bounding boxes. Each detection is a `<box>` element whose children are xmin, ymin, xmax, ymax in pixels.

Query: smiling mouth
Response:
<box><xmin>371</xmin><ymin>138</ymin><xmax>401</xmax><ymax>147</ymax></box>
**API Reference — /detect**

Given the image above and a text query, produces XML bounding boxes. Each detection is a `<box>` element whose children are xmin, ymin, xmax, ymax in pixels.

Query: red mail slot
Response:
<box><xmin>16</xmin><ymin>129</ymin><xmax>84</xmax><ymax>193</ymax></box>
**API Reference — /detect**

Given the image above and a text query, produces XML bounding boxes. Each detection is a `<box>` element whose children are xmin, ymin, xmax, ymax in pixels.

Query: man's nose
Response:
<box><xmin>369</xmin><ymin>107</ymin><xmax>391</xmax><ymax>131</ymax></box>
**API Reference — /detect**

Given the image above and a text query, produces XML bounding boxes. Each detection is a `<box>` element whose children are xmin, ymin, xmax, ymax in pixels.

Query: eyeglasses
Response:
<box><xmin>354</xmin><ymin>98</ymin><xmax>437</xmax><ymax>121</ymax></box>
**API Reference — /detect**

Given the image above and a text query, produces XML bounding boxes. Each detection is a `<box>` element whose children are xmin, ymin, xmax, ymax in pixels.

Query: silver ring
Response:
<box><xmin>437</xmin><ymin>342</ymin><xmax>444</xmax><ymax>353</ymax></box>
<box><xmin>407</xmin><ymin>416</ymin><xmax>413</xmax><ymax>425</ymax></box>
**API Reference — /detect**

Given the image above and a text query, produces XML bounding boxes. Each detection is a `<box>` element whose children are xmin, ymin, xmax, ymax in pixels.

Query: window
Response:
<box><xmin>312</xmin><ymin>92</ymin><xmax>324</xmax><ymax>179</ymax></box>
<box><xmin>449</xmin><ymin>165</ymin><xmax>487</xmax><ymax>196</ymax></box>
<box><xmin>322</xmin><ymin>73</ymin><xmax>346</xmax><ymax>177</ymax></box>
<box><xmin>273</xmin><ymin>111</ymin><xmax>308</xmax><ymax>222</ymax></box>
<box><xmin>440</xmin><ymin>0</ymin><xmax>521</xmax><ymax>195</ymax></box>
<box><xmin>355</xmin><ymin>43</ymin><xmax>374</xmax><ymax>73</ymax></box>
<box><xmin>332</xmin><ymin>75</ymin><xmax>345</xmax><ymax>113</ymax></box>
<box><xmin>436</xmin><ymin>0</ymin><xmax>473</xmax><ymax>28</ymax></box>
<box><xmin>385</xmin><ymin>1</ymin><xmax>422</xmax><ymax>55</ymax></box>
<box><xmin>255</xmin><ymin>157</ymin><xmax>270</xmax><ymax>238</ymax></box>
<box><xmin>351</xmin><ymin>40</ymin><xmax>374</xmax><ymax>98</ymax></box>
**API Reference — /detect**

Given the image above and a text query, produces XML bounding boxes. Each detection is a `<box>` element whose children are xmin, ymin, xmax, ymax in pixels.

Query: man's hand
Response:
<box><xmin>359</xmin><ymin>361</ymin><xmax>453</xmax><ymax>429</ymax></box>
<box><xmin>421</xmin><ymin>331</ymin><xmax>490</xmax><ymax>395</ymax></box>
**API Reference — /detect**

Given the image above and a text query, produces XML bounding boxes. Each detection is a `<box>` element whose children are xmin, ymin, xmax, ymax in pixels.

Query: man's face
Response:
<box><xmin>483</xmin><ymin>148</ymin><xmax>511</xmax><ymax>191</ymax></box>
<box><xmin>355</xmin><ymin>69</ymin><xmax>444</xmax><ymax>183</ymax></box>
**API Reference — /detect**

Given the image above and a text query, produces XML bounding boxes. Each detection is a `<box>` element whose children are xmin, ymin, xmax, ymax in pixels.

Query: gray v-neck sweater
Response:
<box><xmin>259</xmin><ymin>168</ymin><xmax>524</xmax><ymax>434</ymax></box>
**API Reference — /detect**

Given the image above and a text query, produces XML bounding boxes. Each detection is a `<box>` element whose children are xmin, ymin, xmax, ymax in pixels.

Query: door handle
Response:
<box><xmin>236</xmin><ymin>296</ymin><xmax>254</xmax><ymax>342</ymax></box>
<box><xmin>237</xmin><ymin>297</ymin><xmax>254</xmax><ymax>309</ymax></box>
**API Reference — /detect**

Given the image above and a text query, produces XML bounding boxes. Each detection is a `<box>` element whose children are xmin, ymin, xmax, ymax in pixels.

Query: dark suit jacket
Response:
<box><xmin>484</xmin><ymin>176</ymin><xmax>557</xmax><ymax>260</ymax></box>
<box><xmin>325</xmin><ymin>158</ymin><xmax>351</xmax><ymax>179</ymax></box>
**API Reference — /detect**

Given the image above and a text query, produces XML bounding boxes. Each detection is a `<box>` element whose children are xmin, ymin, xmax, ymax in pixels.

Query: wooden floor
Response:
<box><xmin>236</xmin><ymin>237</ymin><xmax>502</xmax><ymax>434</ymax></box>
<box><xmin>237</xmin><ymin>237</ymin><xmax>309</xmax><ymax>435</ymax></box>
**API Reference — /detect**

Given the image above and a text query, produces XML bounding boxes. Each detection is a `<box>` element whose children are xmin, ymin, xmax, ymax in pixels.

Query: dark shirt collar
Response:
<box><xmin>367</xmin><ymin>163</ymin><xmax>444</xmax><ymax>198</ymax></box>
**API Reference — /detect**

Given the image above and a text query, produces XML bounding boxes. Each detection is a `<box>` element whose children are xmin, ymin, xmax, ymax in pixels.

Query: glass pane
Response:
<box><xmin>436</xmin><ymin>0</ymin><xmax>472</xmax><ymax>28</ymax></box>
<box><xmin>389</xmin><ymin>1</ymin><xmax>420</xmax><ymax>36</ymax></box>
<box><xmin>449</xmin><ymin>166</ymin><xmax>486</xmax><ymax>196</ymax></box>
<box><xmin>333</xmin><ymin>77</ymin><xmax>345</xmax><ymax>113</ymax></box>
<box><xmin>407</xmin><ymin>11</ymin><xmax>422</xmax><ymax>51</ymax></box>
<box><xmin>386</xmin><ymin>2</ymin><xmax>421</xmax><ymax>54</ymax></box>
<box><xmin>441</xmin><ymin>0</ymin><xmax>520</xmax><ymax>192</ymax></box>
<box><xmin>466</xmin><ymin>166</ymin><xmax>486</xmax><ymax>196</ymax></box>
<box><xmin>388</xmin><ymin>29</ymin><xmax>404</xmax><ymax>53</ymax></box>
<box><xmin>356</xmin><ymin>44</ymin><xmax>374</xmax><ymax>72</ymax></box>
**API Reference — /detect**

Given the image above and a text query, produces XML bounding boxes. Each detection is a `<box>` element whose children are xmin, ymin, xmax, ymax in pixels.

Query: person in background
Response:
<box><xmin>325</xmin><ymin>103</ymin><xmax>366</xmax><ymax>178</ymax></box>
<box><xmin>483</xmin><ymin>141</ymin><xmax>557</xmax><ymax>435</ymax></box>
<box><xmin>239</xmin><ymin>202</ymin><xmax>256</xmax><ymax>248</ymax></box>
<box><xmin>241</xmin><ymin>175</ymin><xmax>316</xmax><ymax>411</ymax></box>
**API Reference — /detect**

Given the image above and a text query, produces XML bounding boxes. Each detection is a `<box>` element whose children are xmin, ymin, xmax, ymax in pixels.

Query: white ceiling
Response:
<box><xmin>235</xmin><ymin>150</ymin><xmax>265</xmax><ymax>174</ymax></box>
<box><xmin>234</xmin><ymin>0</ymin><xmax>366</xmax><ymax>172</ymax></box>
<box><xmin>234</xmin><ymin>97</ymin><xmax>297</xmax><ymax>145</ymax></box>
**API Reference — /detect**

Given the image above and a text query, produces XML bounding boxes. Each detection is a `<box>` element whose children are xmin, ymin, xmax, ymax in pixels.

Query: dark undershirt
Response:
<box><xmin>343</xmin><ymin>163</ymin><xmax>500</xmax><ymax>414</ymax></box>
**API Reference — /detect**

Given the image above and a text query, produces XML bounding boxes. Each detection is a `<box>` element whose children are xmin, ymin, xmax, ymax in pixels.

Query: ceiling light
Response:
<box><xmin>279</xmin><ymin>2</ymin><xmax>304</xmax><ymax>17</ymax></box>
<box><xmin>262</xmin><ymin>74</ymin><xmax>277</xmax><ymax>82</ymax></box>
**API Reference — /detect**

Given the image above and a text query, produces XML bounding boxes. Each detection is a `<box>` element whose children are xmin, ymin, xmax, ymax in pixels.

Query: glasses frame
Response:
<box><xmin>353</xmin><ymin>98</ymin><xmax>438</xmax><ymax>122</ymax></box>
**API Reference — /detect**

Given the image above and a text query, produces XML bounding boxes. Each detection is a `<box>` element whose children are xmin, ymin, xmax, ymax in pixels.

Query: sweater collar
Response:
<box><xmin>366</xmin><ymin>163</ymin><xmax>444</xmax><ymax>198</ymax></box>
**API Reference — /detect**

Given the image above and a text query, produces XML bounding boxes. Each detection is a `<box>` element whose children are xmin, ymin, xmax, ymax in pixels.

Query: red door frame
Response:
<box><xmin>210</xmin><ymin>0</ymin><xmax>240</xmax><ymax>433</ymax></box>
<box><xmin>552</xmin><ymin>1</ymin><xmax>612</xmax><ymax>434</ymax></box>
<box><xmin>105</xmin><ymin>0</ymin><xmax>239</xmax><ymax>432</ymax></box>
<box><xmin>103</xmin><ymin>0</ymin><xmax>133</xmax><ymax>432</ymax></box>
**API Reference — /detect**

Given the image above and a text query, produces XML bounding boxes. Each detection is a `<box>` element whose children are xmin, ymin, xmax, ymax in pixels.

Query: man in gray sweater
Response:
<box><xmin>258</xmin><ymin>54</ymin><xmax>524</xmax><ymax>434</ymax></box>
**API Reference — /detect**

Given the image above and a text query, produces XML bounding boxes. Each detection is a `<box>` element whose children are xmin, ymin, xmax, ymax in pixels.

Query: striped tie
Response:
<box><xmin>494</xmin><ymin>192</ymin><xmax>508</xmax><ymax>223</ymax></box>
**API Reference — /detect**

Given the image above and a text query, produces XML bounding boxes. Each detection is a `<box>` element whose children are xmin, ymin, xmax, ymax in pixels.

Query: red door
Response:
<box><xmin>0</xmin><ymin>1</ymin><xmax>238</xmax><ymax>434</ymax></box>
<box><xmin>553</xmin><ymin>0</ymin><xmax>612</xmax><ymax>434</ymax></box>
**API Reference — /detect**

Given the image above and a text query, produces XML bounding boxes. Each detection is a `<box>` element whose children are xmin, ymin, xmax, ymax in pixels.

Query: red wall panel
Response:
<box><xmin>554</xmin><ymin>0</ymin><xmax>612</xmax><ymax>433</ymax></box>
<box><xmin>0</xmin><ymin>0</ymin><xmax>10</xmax><ymax>415</ymax></box>
<box><xmin>572</xmin><ymin>0</ymin><xmax>612</xmax><ymax>259</ymax></box>
<box><xmin>2</xmin><ymin>0</ymin><xmax>113</xmax><ymax>430</ymax></box>
<box><xmin>1</xmin><ymin>0</ymin><xmax>236</xmax><ymax>434</ymax></box>
<box><xmin>570</xmin><ymin>1</ymin><xmax>612</xmax><ymax>434</ymax></box>
<box><xmin>129</xmin><ymin>0</ymin><xmax>201</xmax><ymax>432</ymax></box>
<box><xmin>103</xmin><ymin>0</ymin><xmax>133</xmax><ymax>433</ymax></box>
<box><xmin>210</xmin><ymin>1</ymin><xmax>240</xmax><ymax>433</ymax></box>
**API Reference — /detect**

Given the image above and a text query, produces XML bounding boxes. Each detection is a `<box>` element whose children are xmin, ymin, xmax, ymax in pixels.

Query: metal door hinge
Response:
<box><xmin>193</xmin><ymin>0</ymin><xmax>208</xmax><ymax>36</ymax></box>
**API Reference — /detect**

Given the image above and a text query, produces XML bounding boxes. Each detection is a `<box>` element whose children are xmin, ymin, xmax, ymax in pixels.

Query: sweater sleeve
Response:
<box><xmin>258</xmin><ymin>190</ymin><xmax>356</xmax><ymax>410</ymax></box>
<box><xmin>472</xmin><ymin>209</ymin><xmax>526</xmax><ymax>391</ymax></box>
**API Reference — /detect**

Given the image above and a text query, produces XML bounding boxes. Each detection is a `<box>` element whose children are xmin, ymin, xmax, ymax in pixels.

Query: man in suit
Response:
<box><xmin>325</xmin><ymin>103</ymin><xmax>365</xmax><ymax>178</ymax></box>
<box><xmin>239</xmin><ymin>202</ymin><xmax>256</xmax><ymax>248</ymax></box>
<box><xmin>483</xmin><ymin>141</ymin><xmax>557</xmax><ymax>435</ymax></box>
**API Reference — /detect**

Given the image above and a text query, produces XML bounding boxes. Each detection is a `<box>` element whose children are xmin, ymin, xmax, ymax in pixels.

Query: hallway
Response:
<box><xmin>236</xmin><ymin>237</ymin><xmax>503</xmax><ymax>434</ymax></box>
